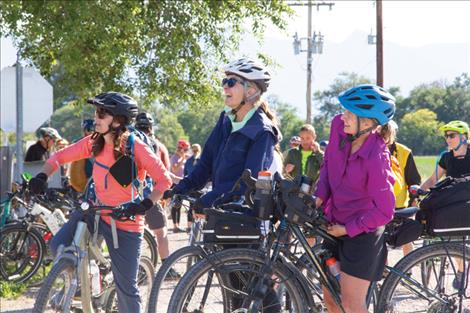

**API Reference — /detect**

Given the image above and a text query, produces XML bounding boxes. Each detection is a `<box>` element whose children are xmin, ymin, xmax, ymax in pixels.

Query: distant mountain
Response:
<box><xmin>239</xmin><ymin>30</ymin><xmax>470</xmax><ymax>118</ymax></box>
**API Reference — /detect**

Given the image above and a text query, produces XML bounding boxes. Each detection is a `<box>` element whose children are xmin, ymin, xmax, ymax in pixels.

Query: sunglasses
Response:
<box><xmin>444</xmin><ymin>133</ymin><xmax>459</xmax><ymax>139</ymax></box>
<box><xmin>222</xmin><ymin>77</ymin><xmax>244</xmax><ymax>88</ymax></box>
<box><xmin>95</xmin><ymin>107</ymin><xmax>113</xmax><ymax>119</ymax></box>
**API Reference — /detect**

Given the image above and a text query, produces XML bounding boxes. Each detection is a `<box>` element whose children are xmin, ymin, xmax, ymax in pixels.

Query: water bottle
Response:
<box><xmin>325</xmin><ymin>257</ymin><xmax>341</xmax><ymax>282</ymax></box>
<box><xmin>89</xmin><ymin>260</ymin><xmax>101</xmax><ymax>296</ymax></box>
<box><xmin>253</xmin><ymin>171</ymin><xmax>273</xmax><ymax>220</ymax></box>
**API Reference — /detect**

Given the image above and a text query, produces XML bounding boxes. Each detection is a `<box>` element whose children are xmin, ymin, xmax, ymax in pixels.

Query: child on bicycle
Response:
<box><xmin>314</xmin><ymin>84</ymin><xmax>396</xmax><ymax>313</ymax></box>
<box><xmin>29</xmin><ymin>92</ymin><xmax>173</xmax><ymax>313</ymax></box>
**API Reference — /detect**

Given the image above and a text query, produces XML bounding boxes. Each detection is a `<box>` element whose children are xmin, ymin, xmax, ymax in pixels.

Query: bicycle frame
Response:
<box><xmin>58</xmin><ymin>218</ymin><xmax>114</xmax><ymax>313</ymax></box>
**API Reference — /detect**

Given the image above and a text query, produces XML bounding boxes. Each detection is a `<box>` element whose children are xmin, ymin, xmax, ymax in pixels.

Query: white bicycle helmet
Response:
<box><xmin>224</xmin><ymin>58</ymin><xmax>271</xmax><ymax>93</ymax></box>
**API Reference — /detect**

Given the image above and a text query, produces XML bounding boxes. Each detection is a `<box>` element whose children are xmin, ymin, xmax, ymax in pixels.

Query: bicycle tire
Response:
<box><xmin>167</xmin><ymin>248</ymin><xmax>308</xmax><ymax>313</ymax></box>
<box><xmin>32</xmin><ymin>257</ymin><xmax>77</xmax><ymax>313</ymax></box>
<box><xmin>378</xmin><ymin>242</ymin><xmax>470</xmax><ymax>313</ymax></box>
<box><xmin>147</xmin><ymin>245</ymin><xmax>205</xmax><ymax>313</ymax></box>
<box><xmin>143</xmin><ymin>227</ymin><xmax>158</xmax><ymax>267</ymax></box>
<box><xmin>105</xmin><ymin>256</ymin><xmax>155</xmax><ymax>313</ymax></box>
<box><xmin>29</xmin><ymin>223</ymin><xmax>54</xmax><ymax>287</ymax></box>
<box><xmin>0</xmin><ymin>222</ymin><xmax>46</xmax><ymax>284</ymax></box>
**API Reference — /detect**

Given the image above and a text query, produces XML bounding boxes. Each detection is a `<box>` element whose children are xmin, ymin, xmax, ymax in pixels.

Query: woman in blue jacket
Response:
<box><xmin>165</xmin><ymin>58</ymin><xmax>280</xmax><ymax>209</ymax></box>
<box><xmin>164</xmin><ymin>58</ymin><xmax>281</xmax><ymax>312</ymax></box>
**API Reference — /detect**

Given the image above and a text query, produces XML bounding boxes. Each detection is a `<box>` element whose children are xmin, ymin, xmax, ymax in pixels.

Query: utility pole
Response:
<box><xmin>376</xmin><ymin>0</ymin><xmax>384</xmax><ymax>86</ymax></box>
<box><xmin>15</xmin><ymin>52</ymin><xmax>24</xmax><ymax>181</ymax></box>
<box><xmin>289</xmin><ymin>0</ymin><xmax>334</xmax><ymax>124</ymax></box>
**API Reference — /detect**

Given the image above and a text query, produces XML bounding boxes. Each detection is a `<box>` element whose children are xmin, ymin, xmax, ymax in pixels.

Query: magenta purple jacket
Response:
<box><xmin>315</xmin><ymin>114</ymin><xmax>395</xmax><ymax>237</ymax></box>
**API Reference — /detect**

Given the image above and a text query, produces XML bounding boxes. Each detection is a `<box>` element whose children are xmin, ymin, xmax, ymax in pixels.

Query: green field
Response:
<box><xmin>415</xmin><ymin>155</ymin><xmax>438</xmax><ymax>181</ymax></box>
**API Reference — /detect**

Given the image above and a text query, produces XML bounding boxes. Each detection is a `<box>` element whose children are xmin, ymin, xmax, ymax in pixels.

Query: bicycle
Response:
<box><xmin>32</xmin><ymin>201</ymin><xmax>154</xmax><ymax>313</ymax></box>
<box><xmin>167</xmin><ymin>170</ymin><xmax>470</xmax><ymax>313</ymax></box>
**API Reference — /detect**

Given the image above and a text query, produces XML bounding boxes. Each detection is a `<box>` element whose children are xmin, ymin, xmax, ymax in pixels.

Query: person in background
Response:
<box><xmin>184</xmin><ymin>144</ymin><xmax>201</xmax><ymax>177</ymax></box>
<box><xmin>69</xmin><ymin>119</ymin><xmax>95</xmax><ymax>193</ymax></box>
<box><xmin>169</xmin><ymin>139</ymin><xmax>190</xmax><ymax>232</ymax></box>
<box><xmin>319</xmin><ymin>140</ymin><xmax>329</xmax><ymax>152</ymax></box>
<box><xmin>420</xmin><ymin>120</ymin><xmax>470</xmax><ymax>288</ymax></box>
<box><xmin>134</xmin><ymin>112</ymin><xmax>181</xmax><ymax>278</ymax></box>
<box><xmin>25</xmin><ymin>127</ymin><xmax>62</xmax><ymax>162</ymax></box>
<box><xmin>284</xmin><ymin>124</ymin><xmax>323</xmax><ymax>184</ymax></box>
<box><xmin>386</xmin><ymin>120</ymin><xmax>421</xmax><ymax>256</ymax></box>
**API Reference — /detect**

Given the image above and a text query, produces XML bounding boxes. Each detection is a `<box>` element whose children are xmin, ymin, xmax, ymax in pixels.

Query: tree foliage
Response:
<box><xmin>268</xmin><ymin>95</ymin><xmax>304</xmax><ymax>151</ymax></box>
<box><xmin>399</xmin><ymin>109</ymin><xmax>444</xmax><ymax>155</ymax></box>
<box><xmin>0</xmin><ymin>0</ymin><xmax>292</xmax><ymax>108</ymax></box>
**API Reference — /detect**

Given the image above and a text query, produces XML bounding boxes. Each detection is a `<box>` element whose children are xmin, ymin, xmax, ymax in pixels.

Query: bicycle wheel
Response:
<box><xmin>32</xmin><ymin>258</ymin><xmax>77</xmax><ymax>313</ymax></box>
<box><xmin>168</xmin><ymin>248</ymin><xmax>308</xmax><ymax>313</ymax></box>
<box><xmin>147</xmin><ymin>245</ymin><xmax>205</xmax><ymax>313</ymax></box>
<box><xmin>0</xmin><ymin>223</ymin><xmax>46</xmax><ymax>284</ymax></box>
<box><xmin>142</xmin><ymin>227</ymin><xmax>158</xmax><ymax>267</ymax></box>
<box><xmin>378</xmin><ymin>242</ymin><xmax>470</xmax><ymax>313</ymax></box>
<box><xmin>105</xmin><ymin>256</ymin><xmax>155</xmax><ymax>313</ymax></box>
<box><xmin>29</xmin><ymin>223</ymin><xmax>55</xmax><ymax>286</ymax></box>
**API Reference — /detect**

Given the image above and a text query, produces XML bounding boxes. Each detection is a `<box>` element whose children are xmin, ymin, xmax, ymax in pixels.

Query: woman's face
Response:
<box><xmin>223</xmin><ymin>75</ymin><xmax>245</xmax><ymax>108</ymax></box>
<box><xmin>341</xmin><ymin>110</ymin><xmax>359</xmax><ymax>135</ymax></box>
<box><xmin>94</xmin><ymin>107</ymin><xmax>115</xmax><ymax>134</ymax></box>
<box><xmin>444</xmin><ymin>131</ymin><xmax>462</xmax><ymax>150</ymax></box>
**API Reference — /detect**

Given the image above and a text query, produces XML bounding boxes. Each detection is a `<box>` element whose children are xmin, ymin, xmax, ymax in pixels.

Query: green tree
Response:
<box><xmin>399</xmin><ymin>109</ymin><xmax>444</xmax><ymax>155</ymax></box>
<box><xmin>153</xmin><ymin>107</ymin><xmax>186</xmax><ymax>153</ymax></box>
<box><xmin>314</xmin><ymin>72</ymin><xmax>372</xmax><ymax>121</ymax></box>
<box><xmin>1</xmin><ymin>0</ymin><xmax>292</xmax><ymax>108</ymax></box>
<box><xmin>268</xmin><ymin>95</ymin><xmax>304</xmax><ymax>151</ymax></box>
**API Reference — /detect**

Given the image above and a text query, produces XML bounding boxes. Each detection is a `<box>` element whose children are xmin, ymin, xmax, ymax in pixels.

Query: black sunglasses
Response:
<box><xmin>444</xmin><ymin>133</ymin><xmax>458</xmax><ymax>139</ymax></box>
<box><xmin>222</xmin><ymin>77</ymin><xmax>244</xmax><ymax>88</ymax></box>
<box><xmin>95</xmin><ymin>107</ymin><xmax>113</xmax><ymax>119</ymax></box>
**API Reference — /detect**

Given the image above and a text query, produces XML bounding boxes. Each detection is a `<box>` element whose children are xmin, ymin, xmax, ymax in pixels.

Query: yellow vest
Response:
<box><xmin>390</xmin><ymin>143</ymin><xmax>411</xmax><ymax>208</ymax></box>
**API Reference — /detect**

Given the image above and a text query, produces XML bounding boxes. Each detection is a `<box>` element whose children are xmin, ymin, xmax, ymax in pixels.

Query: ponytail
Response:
<box><xmin>258</xmin><ymin>99</ymin><xmax>278</xmax><ymax>127</ymax></box>
<box><xmin>379</xmin><ymin>121</ymin><xmax>394</xmax><ymax>143</ymax></box>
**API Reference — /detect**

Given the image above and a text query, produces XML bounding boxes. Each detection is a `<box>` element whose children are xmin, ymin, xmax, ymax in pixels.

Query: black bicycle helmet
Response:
<box><xmin>135</xmin><ymin>112</ymin><xmax>154</xmax><ymax>129</ymax></box>
<box><xmin>87</xmin><ymin>92</ymin><xmax>138</xmax><ymax>124</ymax></box>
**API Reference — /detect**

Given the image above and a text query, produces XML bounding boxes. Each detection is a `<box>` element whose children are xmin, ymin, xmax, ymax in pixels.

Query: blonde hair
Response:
<box><xmin>300</xmin><ymin>124</ymin><xmax>316</xmax><ymax>138</ymax></box>
<box><xmin>258</xmin><ymin>99</ymin><xmax>278</xmax><ymax>127</ymax></box>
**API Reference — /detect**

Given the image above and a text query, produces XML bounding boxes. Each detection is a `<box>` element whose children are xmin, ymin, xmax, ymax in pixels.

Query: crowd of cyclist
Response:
<box><xmin>23</xmin><ymin>57</ymin><xmax>470</xmax><ymax>313</ymax></box>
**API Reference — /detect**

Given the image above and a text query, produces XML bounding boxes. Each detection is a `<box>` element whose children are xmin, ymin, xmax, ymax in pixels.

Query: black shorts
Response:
<box><xmin>145</xmin><ymin>204</ymin><xmax>167</xmax><ymax>230</ymax></box>
<box><xmin>322</xmin><ymin>226</ymin><xmax>387</xmax><ymax>282</ymax></box>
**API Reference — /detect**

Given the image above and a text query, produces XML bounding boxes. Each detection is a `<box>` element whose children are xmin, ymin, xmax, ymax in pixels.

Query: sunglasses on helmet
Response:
<box><xmin>222</xmin><ymin>77</ymin><xmax>244</xmax><ymax>88</ymax></box>
<box><xmin>95</xmin><ymin>107</ymin><xmax>113</xmax><ymax>119</ymax></box>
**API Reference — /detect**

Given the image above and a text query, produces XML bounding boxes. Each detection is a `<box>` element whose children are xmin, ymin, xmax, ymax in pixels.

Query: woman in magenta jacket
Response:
<box><xmin>315</xmin><ymin>85</ymin><xmax>396</xmax><ymax>313</ymax></box>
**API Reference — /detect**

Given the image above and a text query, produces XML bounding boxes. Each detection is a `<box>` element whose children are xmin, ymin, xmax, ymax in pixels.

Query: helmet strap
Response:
<box><xmin>339</xmin><ymin>117</ymin><xmax>375</xmax><ymax>149</ymax></box>
<box><xmin>231</xmin><ymin>83</ymin><xmax>260</xmax><ymax>116</ymax></box>
<box><xmin>452</xmin><ymin>134</ymin><xmax>467</xmax><ymax>152</ymax></box>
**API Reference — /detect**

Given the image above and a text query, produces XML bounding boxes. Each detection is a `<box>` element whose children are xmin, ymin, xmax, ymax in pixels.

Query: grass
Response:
<box><xmin>415</xmin><ymin>155</ymin><xmax>438</xmax><ymax>181</ymax></box>
<box><xmin>0</xmin><ymin>281</ymin><xmax>28</xmax><ymax>299</ymax></box>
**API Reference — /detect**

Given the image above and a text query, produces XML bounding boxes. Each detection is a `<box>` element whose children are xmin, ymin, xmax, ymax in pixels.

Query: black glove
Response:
<box><xmin>127</xmin><ymin>198</ymin><xmax>154</xmax><ymax>216</ymax></box>
<box><xmin>163</xmin><ymin>188</ymin><xmax>175</xmax><ymax>200</ymax></box>
<box><xmin>29</xmin><ymin>173</ymin><xmax>48</xmax><ymax>195</ymax></box>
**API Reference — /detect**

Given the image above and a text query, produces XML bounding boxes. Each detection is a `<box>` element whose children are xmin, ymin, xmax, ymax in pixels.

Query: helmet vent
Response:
<box><xmin>356</xmin><ymin>104</ymin><xmax>373</xmax><ymax>109</ymax></box>
<box><xmin>365</xmin><ymin>95</ymin><xmax>377</xmax><ymax>100</ymax></box>
<box><xmin>347</xmin><ymin>96</ymin><xmax>362</xmax><ymax>101</ymax></box>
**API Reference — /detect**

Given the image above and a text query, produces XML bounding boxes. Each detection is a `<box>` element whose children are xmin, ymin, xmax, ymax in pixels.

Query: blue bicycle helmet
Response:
<box><xmin>338</xmin><ymin>84</ymin><xmax>395</xmax><ymax>125</ymax></box>
<box><xmin>81</xmin><ymin>119</ymin><xmax>95</xmax><ymax>132</ymax></box>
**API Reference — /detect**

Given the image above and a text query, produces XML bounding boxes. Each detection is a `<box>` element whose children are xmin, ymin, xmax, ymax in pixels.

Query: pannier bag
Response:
<box><xmin>385</xmin><ymin>217</ymin><xmax>424</xmax><ymax>248</ymax></box>
<box><xmin>417</xmin><ymin>176</ymin><xmax>470</xmax><ymax>236</ymax></box>
<box><xmin>202</xmin><ymin>207</ymin><xmax>261</xmax><ymax>244</ymax></box>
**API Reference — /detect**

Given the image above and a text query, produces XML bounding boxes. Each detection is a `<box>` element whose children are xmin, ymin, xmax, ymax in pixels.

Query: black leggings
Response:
<box><xmin>171</xmin><ymin>202</ymin><xmax>181</xmax><ymax>225</ymax></box>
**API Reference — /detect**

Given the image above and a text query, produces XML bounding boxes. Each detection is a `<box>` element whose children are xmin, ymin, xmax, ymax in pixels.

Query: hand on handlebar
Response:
<box><xmin>126</xmin><ymin>198</ymin><xmax>154</xmax><ymax>216</ymax></box>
